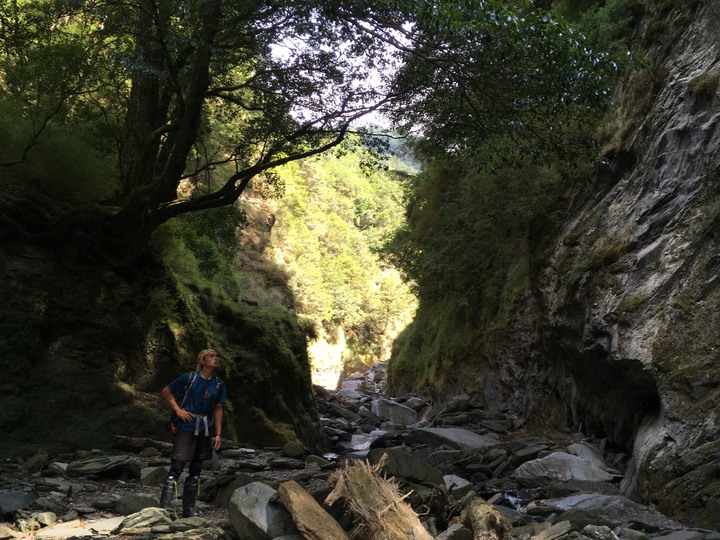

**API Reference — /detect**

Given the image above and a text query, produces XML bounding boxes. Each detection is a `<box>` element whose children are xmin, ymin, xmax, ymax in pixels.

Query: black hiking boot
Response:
<box><xmin>159</xmin><ymin>478</ymin><xmax>176</xmax><ymax>508</ymax></box>
<box><xmin>182</xmin><ymin>478</ymin><xmax>199</xmax><ymax>517</ymax></box>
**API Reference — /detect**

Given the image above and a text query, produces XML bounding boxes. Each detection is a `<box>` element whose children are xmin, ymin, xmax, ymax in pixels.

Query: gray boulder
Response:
<box><xmin>282</xmin><ymin>441</ymin><xmax>307</xmax><ymax>459</ymax></box>
<box><xmin>436</xmin><ymin>523</ymin><xmax>473</xmax><ymax>540</ymax></box>
<box><xmin>115</xmin><ymin>494</ymin><xmax>158</xmax><ymax>515</ymax></box>
<box><xmin>443</xmin><ymin>474</ymin><xmax>474</xmax><ymax>498</ymax></box>
<box><xmin>567</xmin><ymin>443</ymin><xmax>608</xmax><ymax>470</ymax></box>
<box><xmin>535</xmin><ymin>493</ymin><xmax>684</xmax><ymax>529</ymax></box>
<box><xmin>112</xmin><ymin>507</ymin><xmax>172</xmax><ymax>533</ymax></box>
<box><xmin>367</xmin><ymin>448</ymin><xmax>444</xmax><ymax>486</ymax></box>
<box><xmin>0</xmin><ymin>491</ymin><xmax>33</xmax><ymax>516</ymax></box>
<box><xmin>407</xmin><ymin>427</ymin><xmax>499</xmax><ymax>450</ymax></box>
<box><xmin>370</xmin><ymin>397</ymin><xmax>417</xmax><ymax>425</ymax></box>
<box><xmin>325</xmin><ymin>402</ymin><xmax>362</xmax><ymax>422</ymax></box>
<box><xmin>23</xmin><ymin>451</ymin><xmax>49</xmax><ymax>473</ymax></box>
<box><xmin>66</xmin><ymin>455</ymin><xmax>140</xmax><ymax>479</ymax></box>
<box><xmin>334</xmin><ymin>388</ymin><xmax>363</xmax><ymax>403</ymax></box>
<box><xmin>200</xmin><ymin>473</ymin><xmax>254</xmax><ymax>506</ymax></box>
<box><xmin>45</xmin><ymin>462</ymin><xmax>68</xmax><ymax>476</ymax></box>
<box><xmin>267</xmin><ymin>457</ymin><xmax>305</xmax><ymax>470</ymax></box>
<box><xmin>36</xmin><ymin>512</ymin><xmax>58</xmax><ymax>527</ymax></box>
<box><xmin>652</xmin><ymin>532</ymin><xmax>708</xmax><ymax>540</ymax></box>
<box><xmin>228</xmin><ymin>481</ymin><xmax>298</xmax><ymax>539</ymax></box>
<box><xmin>441</xmin><ymin>394</ymin><xmax>471</xmax><ymax>413</ymax></box>
<box><xmin>582</xmin><ymin>525</ymin><xmax>620</xmax><ymax>540</ymax></box>
<box><xmin>141</xmin><ymin>466</ymin><xmax>168</xmax><ymax>486</ymax></box>
<box><xmin>33</xmin><ymin>495</ymin><xmax>69</xmax><ymax>515</ymax></box>
<box><xmin>514</xmin><ymin>452</ymin><xmax>614</xmax><ymax>485</ymax></box>
<box><xmin>403</xmin><ymin>397</ymin><xmax>430</xmax><ymax>411</ymax></box>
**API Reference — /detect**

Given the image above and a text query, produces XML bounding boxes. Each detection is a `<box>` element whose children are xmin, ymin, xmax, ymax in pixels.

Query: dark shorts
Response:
<box><xmin>171</xmin><ymin>430</ymin><xmax>213</xmax><ymax>462</ymax></box>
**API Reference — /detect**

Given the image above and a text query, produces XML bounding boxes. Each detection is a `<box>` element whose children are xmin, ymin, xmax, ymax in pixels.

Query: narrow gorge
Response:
<box><xmin>1</xmin><ymin>0</ymin><xmax>720</xmax><ymax>535</ymax></box>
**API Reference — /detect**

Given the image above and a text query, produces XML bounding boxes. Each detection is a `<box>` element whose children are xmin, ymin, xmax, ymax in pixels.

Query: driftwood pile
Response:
<box><xmin>275</xmin><ymin>454</ymin><xmax>510</xmax><ymax>540</ymax></box>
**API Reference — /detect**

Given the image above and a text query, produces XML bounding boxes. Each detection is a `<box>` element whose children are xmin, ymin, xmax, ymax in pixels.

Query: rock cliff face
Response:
<box><xmin>534</xmin><ymin>1</ymin><xmax>720</xmax><ymax>528</ymax></box>
<box><xmin>413</xmin><ymin>0</ymin><xmax>720</xmax><ymax>529</ymax></box>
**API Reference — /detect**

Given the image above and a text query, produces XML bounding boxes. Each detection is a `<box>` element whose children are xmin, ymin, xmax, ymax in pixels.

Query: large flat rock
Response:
<box><xmin>407</xmin><ymin>427</ymin><xmax>500</xmax><ymax>450</ymax></box>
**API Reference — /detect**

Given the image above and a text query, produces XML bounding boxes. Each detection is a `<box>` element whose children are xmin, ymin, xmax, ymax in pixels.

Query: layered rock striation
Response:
<box><xmin>391</xmin><ymin>2</ymin><xmax>720</xmax><ymax>529</ymax></box>
<box><xmin>537</xmin><ymin>1</ymin><xmax>720</xmax><ymax>528</ymax></box>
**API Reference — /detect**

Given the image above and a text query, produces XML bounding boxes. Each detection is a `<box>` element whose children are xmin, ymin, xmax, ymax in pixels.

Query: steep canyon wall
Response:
<box><xmin>390</xmin><ymin>0</ymin><xmax>720</xmax><ymax>529</ymax></box>
<box><xmin>521</xmin><ymin>1</ymin><xmax>719</xmax><ymax>527</ymax></box>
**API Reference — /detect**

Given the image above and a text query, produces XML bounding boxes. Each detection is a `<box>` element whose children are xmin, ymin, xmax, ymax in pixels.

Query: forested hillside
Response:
<box><xmin>5</xmin><ymin>0</ymin><xmax>718</xmax><ymax>528</ymax></box>
<box><xmin>267</xmin><ymin>152</ymin><xmax>417</xmax><ymax>388</ymax></box>
<box><xmin>153</xmin><ymin>146</ymin><xmax>417</xmax><ymax>391</ymax></box>
<box><xmin>384</xmin><ymin>0</ymin><xmax>636</xmax><ymax>394</ymax></box>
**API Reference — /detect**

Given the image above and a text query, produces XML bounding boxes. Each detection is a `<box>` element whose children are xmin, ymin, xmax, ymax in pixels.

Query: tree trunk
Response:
<box><xmin>114</xmin><ymin>0</ymin><xmax>222</xmax><ymax>253</ymax></box>
<box><xmin>119</xmin><ymin>0</ymin><xmax>168</xmax><ymax>199</ymax></box>
<box><xmin>278</xmin><ymin>480</ymin><xmax>351</xmax><ymax>540</ymax></box>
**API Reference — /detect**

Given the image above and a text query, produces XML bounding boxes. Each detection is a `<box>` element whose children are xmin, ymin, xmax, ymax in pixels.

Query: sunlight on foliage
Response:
<box><xmin>152</xmin><ymin>205</ymin><xmax>246</xmax><ymax>296</ymax></box>
<box><xmin>0</xmin><ymin>98</ymin><xmax>118</xmax><ymax>202</ymax></box>
<box><xmin>0</xmin><ymin>0</ymin><xmax>626</xmax><ymax>397</ymax></box>
<box><xmin>150</xmin><ymin>140</ymin><xmax>417</xmax><ymax>386</ymax></box>
<box><xmin>384</xmin><ymin>134</ymin><xmax>595</xmax><ymax>393</ymax></box>
<box><xmin>270</xmin><ymin>144</ymin><xmax>417</xmax><ymax>377</ymax></box>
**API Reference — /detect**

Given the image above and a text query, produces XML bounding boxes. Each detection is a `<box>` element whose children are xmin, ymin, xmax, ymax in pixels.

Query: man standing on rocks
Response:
<box><xmin>159</xmin><ymin>348</ymin><xmax>227</xmax><ymax>517</ymax></box>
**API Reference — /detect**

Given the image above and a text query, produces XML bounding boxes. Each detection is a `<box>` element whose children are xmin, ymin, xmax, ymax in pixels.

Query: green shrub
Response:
<box><xmin>552</xmin><ymin>0</ymin><xmax>644</xmax><ymax>59</ymax></box>
<box><xmin>147</xmin><ymin>287</ymin><xmax>180</xmax><ymax>324</ymax></box>
<box><xmin>152</xmin><ymin>204</ymin><xmax>246</xmax><ymax>298</ymax></box>
<box><xmin>152</xmin><ymin>224</ymin><xmax>204</xmax><ymax>285</ymax></box>
<box><xmin>385</xmin><ymin>151</ymin><xmax>564</xmax><ymax>313</ymax></box>
<box><xmin>0</xmin><ymin>98</ymin><xmax>118</xmax><ymax>202</ymax></box>
<box><xmin>688</xmin><ymin>74</ymin><xmax>719</xmax><ymax>98</ymax></box>
<box><xmin>617</xmin><ymin>293</ymin><xmax>647</xmax><ymax>320</ymax></box>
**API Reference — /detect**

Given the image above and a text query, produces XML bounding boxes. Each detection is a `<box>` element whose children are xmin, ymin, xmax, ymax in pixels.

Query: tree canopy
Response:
<box><xmin>0</xmin><ymin>0</ymin><xmax>614</xmax><ymax>258</ymax></box>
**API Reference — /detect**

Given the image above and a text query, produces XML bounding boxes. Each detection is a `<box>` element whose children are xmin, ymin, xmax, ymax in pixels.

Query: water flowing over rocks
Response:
<box><xmin>1</xmin><ymin>364</ymin><xmax>717</xmax><ymax>539</ymax></box>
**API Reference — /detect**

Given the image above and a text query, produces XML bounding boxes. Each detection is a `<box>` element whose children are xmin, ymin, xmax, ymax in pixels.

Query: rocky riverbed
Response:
<box><xmin>1</xmin><ymin>363</ymin><xmax>717</xmax><ymax>540</ymax></box>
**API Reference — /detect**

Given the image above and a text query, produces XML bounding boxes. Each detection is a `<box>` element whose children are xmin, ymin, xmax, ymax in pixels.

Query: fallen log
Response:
<box><xmin>278</xmin><ymin>479</ymin><xmax>351</xmax><ymax>540</ymax></box>
<box><xmin>460</xmin><ymin>496</ymin><xmax>512</xmax><ymax>540</ymax></box>
<box><xmin>325</xmin><ymin>455</ymin><xmax>433</xmax><ymax>540</ymax></box>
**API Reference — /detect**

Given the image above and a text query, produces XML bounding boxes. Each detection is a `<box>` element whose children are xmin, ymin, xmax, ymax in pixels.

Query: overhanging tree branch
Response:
<box><xmin>153</xmin><ymin>95</ymin><xmax>394</xmax><ymax>223</ymax></box>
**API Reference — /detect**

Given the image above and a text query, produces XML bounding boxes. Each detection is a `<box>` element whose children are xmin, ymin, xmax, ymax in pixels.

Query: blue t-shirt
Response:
<box><xmin>168</xmin><ymin>371</ymin><xmax>227</xmax><ymax>433</ymax></box>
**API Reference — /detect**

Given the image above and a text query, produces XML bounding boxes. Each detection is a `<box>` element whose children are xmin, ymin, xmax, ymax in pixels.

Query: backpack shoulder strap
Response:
<box><xmin>212</xmin><ymin>376</ymin><xmax>224</xmax><ymax>406</ymax></box>
<box><xmin>179</xmin><ymin>371</ymin><xmax>197</xmax><ymax>408</ymax></box>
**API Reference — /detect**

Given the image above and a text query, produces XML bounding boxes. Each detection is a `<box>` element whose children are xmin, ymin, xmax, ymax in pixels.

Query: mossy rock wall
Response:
<box><xmin>0</xmin><ymin>183</ymin><xmax>326</xmax><ymax>456</ymax></box>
